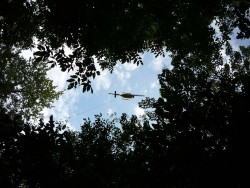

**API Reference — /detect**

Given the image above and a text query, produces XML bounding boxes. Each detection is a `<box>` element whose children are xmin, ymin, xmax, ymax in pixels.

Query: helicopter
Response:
<box><xmin>109</xmin><ymin>91</ymin><xmax>145</xmax><ymax>99</ymax></box>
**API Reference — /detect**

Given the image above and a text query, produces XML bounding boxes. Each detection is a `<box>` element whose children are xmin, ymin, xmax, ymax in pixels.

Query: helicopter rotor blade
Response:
<box><xmin>109</xmin><ymin>91</ymin><xmax>120</xmax><ymax>98</ymax></box>
<box><xmin>132</xmin><ymin>94</ymin><xmax>145</xmax><ymax>96</ymax></box>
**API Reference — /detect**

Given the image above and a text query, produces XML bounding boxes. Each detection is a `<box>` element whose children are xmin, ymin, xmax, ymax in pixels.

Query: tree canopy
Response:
<box><xmin>0</xmin><ymin>0</ymin><xmax>249</xmax><ymax>187</ymax></box>
<box><xmin>1</xmin><ymin>0</ymin><xmax>249</xmax><ymax>91</ymax></box>
<box><xmin>0</xmin><ymin>48</ymin><xmax>63</xmax><ymax>119</ymax></box>
<box><xmin>139</xmin><ymin>43</ymin><xmax>250</xmax><ymax>187</ymax></box>
<box><xmin>1</xmin><ymin>44</ymin><xmax>249</xmax><ymax>187</ymax></box>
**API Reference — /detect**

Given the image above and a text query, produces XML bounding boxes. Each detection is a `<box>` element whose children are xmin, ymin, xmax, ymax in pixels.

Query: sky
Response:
<box><xmin>22</xmin><ymin>24</ymin><xmax>250</xmax><ymax>131</ymax></box>
<box><xmin>41</xmin><ymin>51</ymin><xmax>172</xmax><ymax>131</ymax></box>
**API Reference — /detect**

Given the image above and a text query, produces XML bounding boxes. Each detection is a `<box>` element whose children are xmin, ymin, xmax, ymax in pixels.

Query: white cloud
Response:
<box><xmin>20</xmin><ymin>44</ymin><xmax>78</xmax><ymax>130</ymax></box>
<box><xmin>107</xmin><ymin>108</ymin><xmax>113</xmax><ymax>116</ymax></box>
<box><xmin>123</xmin><ymin>63</ymin><xmax>138</xmax><ymax>71</ymax></box>
<box><xmin>143</xmin><ymin>89</ymin><xmax>148</xmax><ymax>96</ymax></box>
<box><xmin>134</xmin><ymin>105</ymin><xmax>145</xmax><ymax>117</ymax></box>
<box><xmin>21</xmin><ymin>49</ymin><xmax>34</xmax><ymax>59</ymax></box>
<box><xmin>150</xmin><ymin>56</ymin><xmax>165</xmax><ymax>72</ymax></box>
<box><xmin>150</xmin><ymin>79</ymin><xmax>159</xmax><ymax>89</ymax></box>
<box><xmin>113</xmin><ymin>64</ymin><xmax>133</xmax><ymax>87</ymax></box>
<box><xmin>92</xmin><ymin>58</ymin><xmax>112</xmax><ymax>91</ymax></box>
<box><xmin>147</xmin><ymin>52</ymin><xmax>172</xmax><ymax>71</ymax></box>
<box><xmin>42</xmin><ymin>88</ymin><xmax>80</xmax><ymax>130</ymax></box>
<box><xmin>46</xmin><ymin>66</ymin><xmax>70</xmax><ymax>91</ymax></box>
<box><xmin>63</xmin><ymin>44</ymin><xmax>73</xmax><ymax>56</ymax></box>
<box><xmin>220</xmin><ymin>47</ymin><xmax>230</xmax><ymax>63</ymax></box>
<box><xmin>210</xmin><ymin>19</ymin><xmax>221</xmax><ymax>37</ymax></box>
<box><xmin>114</xmin><ymin>70</ymin><xmax>131</xmax><ymax>83</ymax></box>
<box><xmin>42</xmin><ymin>66</ymin><xmax>80</xmax><ymax>130</ymax></box>
<box><xmin>94</xmin><ymin>69</ymin><xmax>111</xmax><ymax>91</ymax></box>
<box><xmin>93</xmin><ymin>59</ymin><xmax>140</xmax><ymax>91</ymax></box>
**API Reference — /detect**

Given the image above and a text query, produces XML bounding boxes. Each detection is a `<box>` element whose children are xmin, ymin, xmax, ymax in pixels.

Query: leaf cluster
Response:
<box><xmin>1</xmin><ymin>0</ymin><xmax>249</xmax><ymax>92</ymax></box>
<box><xmin>0</xmin><ymin>48</ymin><xmax>63</xmax><ymax>119</ymax></box>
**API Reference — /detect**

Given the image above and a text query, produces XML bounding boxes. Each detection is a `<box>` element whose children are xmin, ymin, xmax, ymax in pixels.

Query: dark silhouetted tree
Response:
<box><xmin>140</xmin><ymin>44</ymin><xmax>250</xmax><ymax>187</ymax></box>
<box><xmin>0</xmin><ymin>49</ymin><xmax>63</xmax><ymax>119</ymax></box>
<box><xmin>1</xmin><ymin>0</ymin><xmax>249</xmax><ymax>92</ymax></box>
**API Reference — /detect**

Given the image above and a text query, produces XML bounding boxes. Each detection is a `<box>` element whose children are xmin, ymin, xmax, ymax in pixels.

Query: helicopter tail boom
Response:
<box><xmin>109</xmin><ymin>91</ymin><xmax>117</xmax><ymax>98</ymax></box>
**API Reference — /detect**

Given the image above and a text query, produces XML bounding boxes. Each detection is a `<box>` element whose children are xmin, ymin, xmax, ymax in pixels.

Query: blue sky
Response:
<box><xmin>42</xmin><ymin>51</ymin><xmax>172</xmax><ymax>130</ymax></box>
<box><xmin>22</xmin><ymin>24</ymin><xmax>249</xmax><ymax>131</ymax></box>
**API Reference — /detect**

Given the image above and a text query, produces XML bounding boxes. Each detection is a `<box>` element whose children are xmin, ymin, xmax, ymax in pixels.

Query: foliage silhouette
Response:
<box><xmin>0</xmin><ymin>0</ymin><xmax>249</xmax><ymax>187</ymax></box>
<box><xmin>139</xmin><ymin>44</ymin><xmax>250</xmax><ymax>187</ymax></box>
<box><xmin>1</xmin><ymin>0</ymin><xmax>249</xmax><ymax>91</ymax></box>
<box><xmin>0</xmin><ymin>48</ymin><xmax>63</xmax><ymax>119</ymax></box>
<box><xmin>1</xmin><ymin>44</ymin><xmax>249</xmax><ymax>185</ymax></box>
